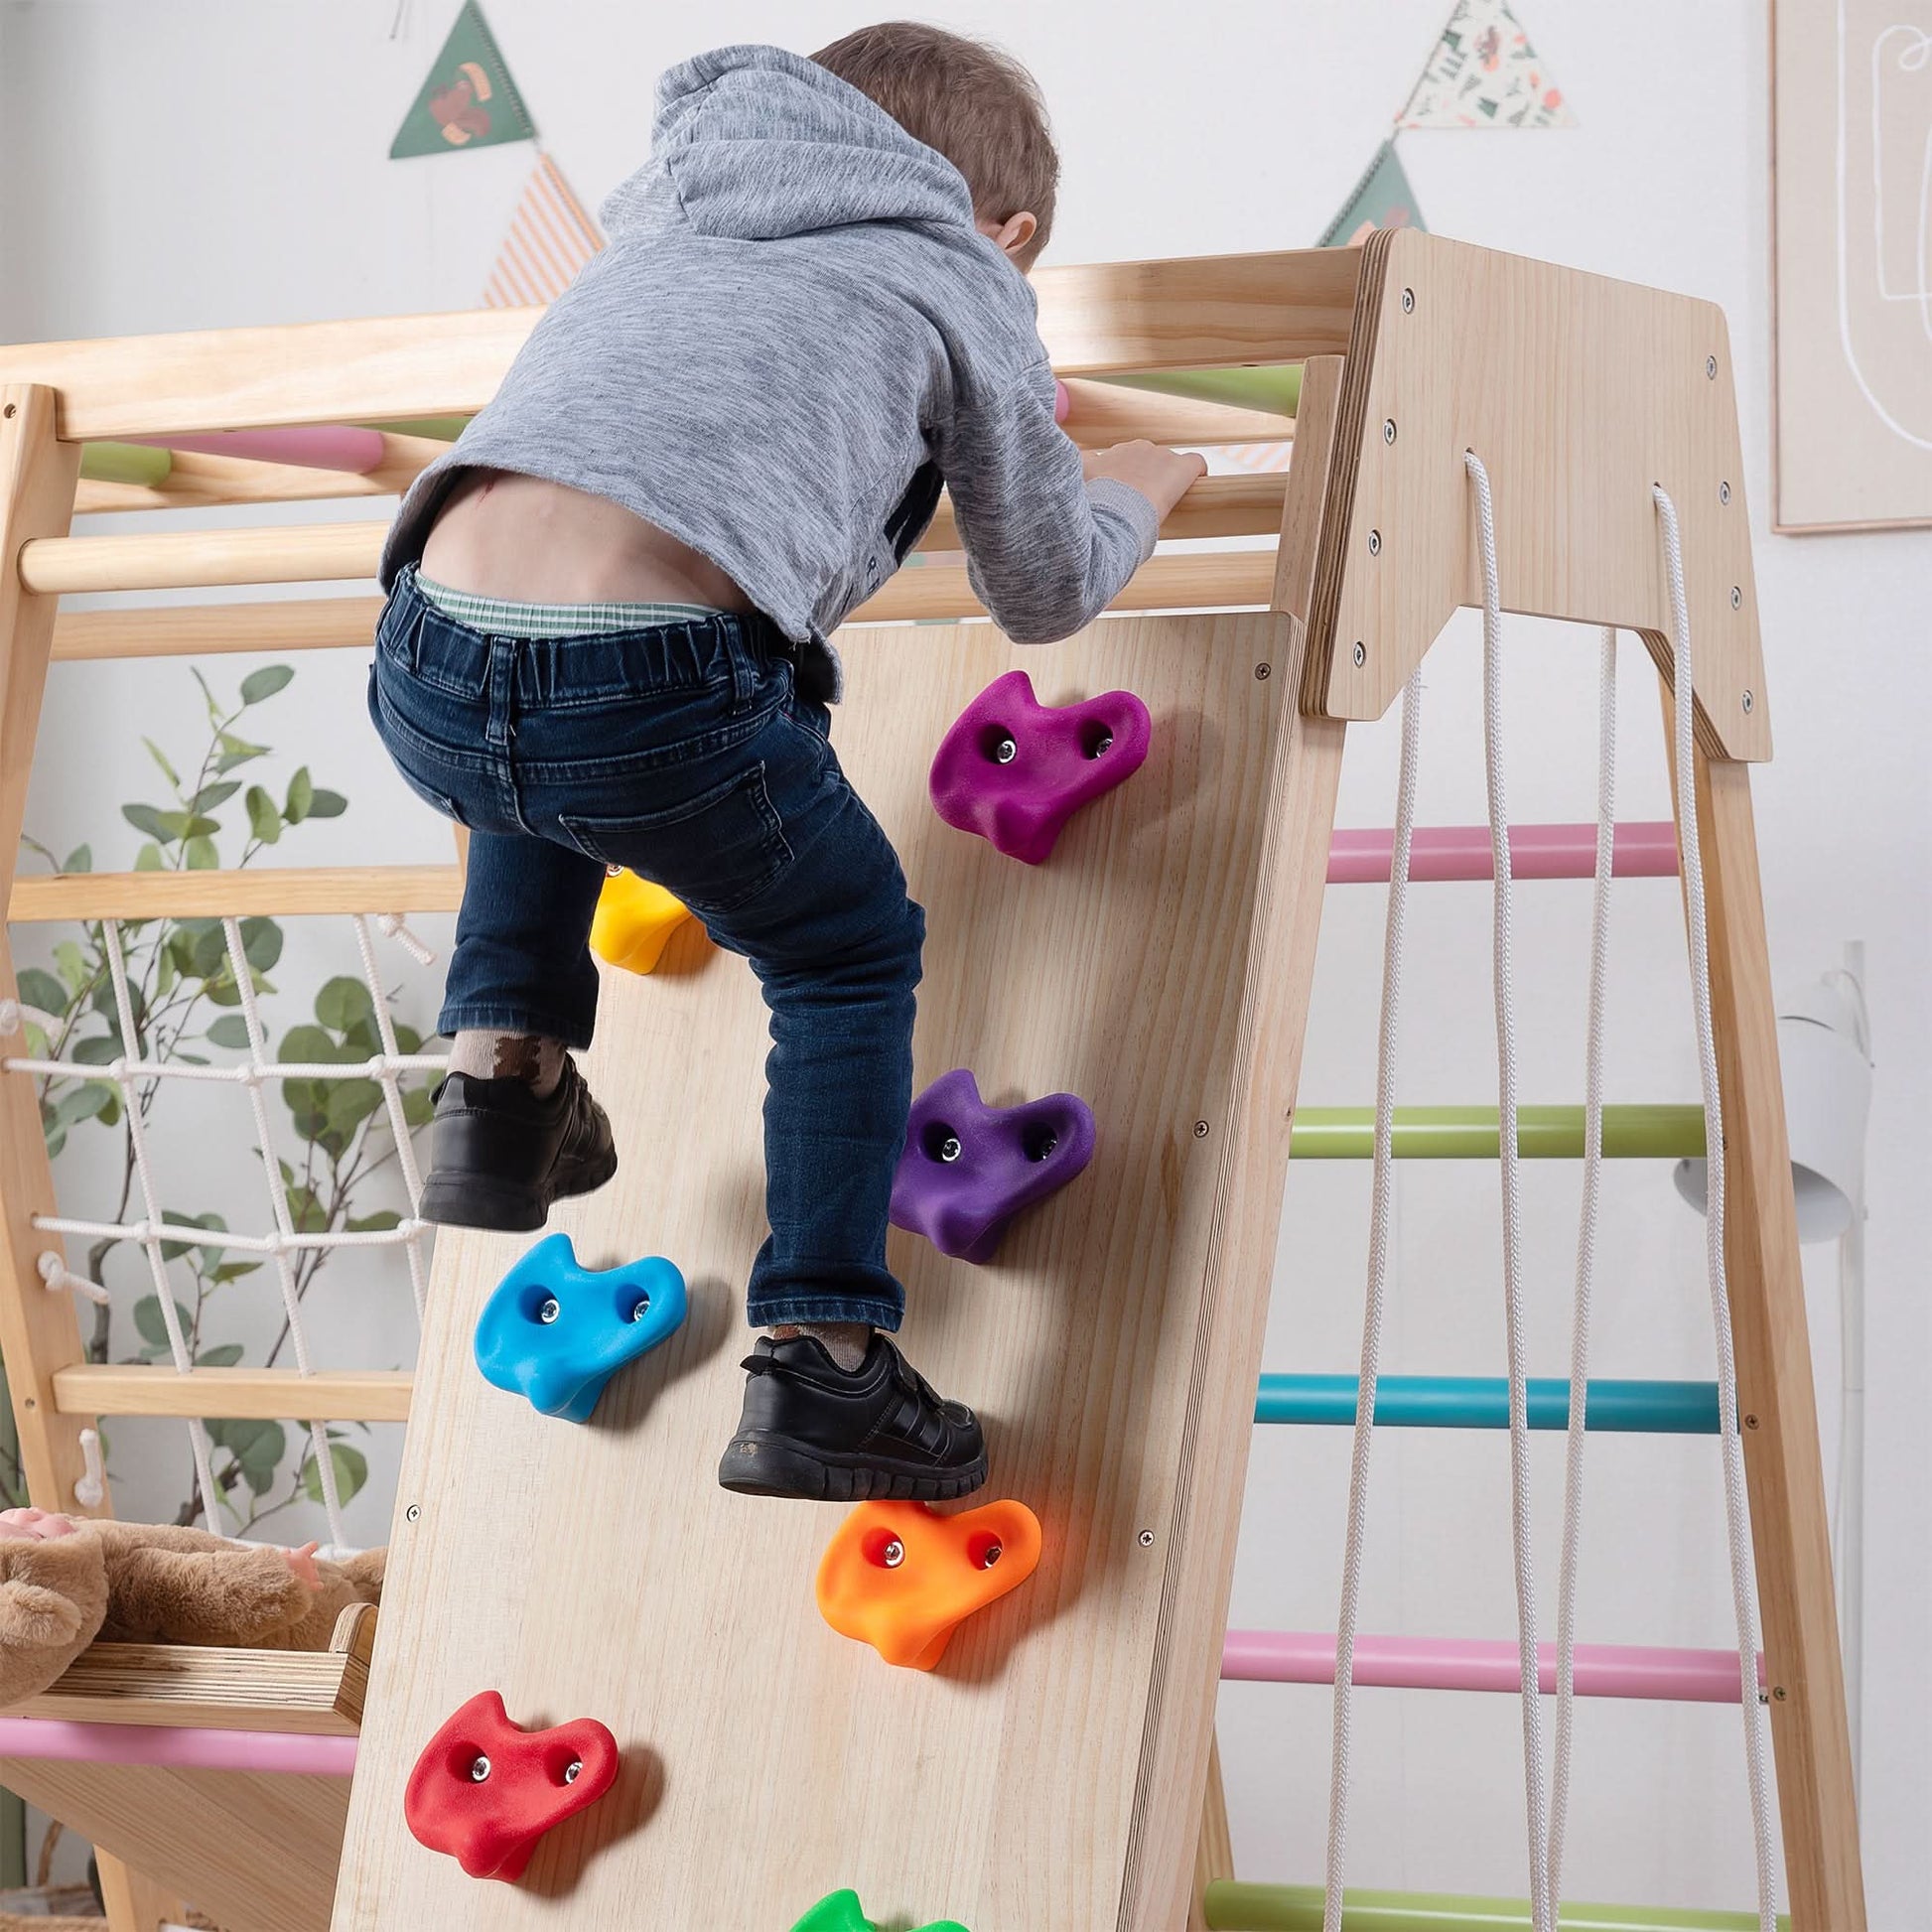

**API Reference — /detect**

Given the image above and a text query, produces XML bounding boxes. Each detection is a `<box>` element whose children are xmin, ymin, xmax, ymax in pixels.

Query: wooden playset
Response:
<box><xmin>0</xmin><ymin>230</ymin><xmax>1863</xmax><ymax>1930</ymax></box>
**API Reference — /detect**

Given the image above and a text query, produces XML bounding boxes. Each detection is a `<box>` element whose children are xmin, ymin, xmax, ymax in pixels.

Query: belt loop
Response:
<box><xmin>728</xmin><ymin>615</ymin><xmax>759</xmax><ymax>713</ymax></box>
<box><xmin>484</xmin><ymin>637</ymin><xmax>515</xmax><ymax>749</ymax></box>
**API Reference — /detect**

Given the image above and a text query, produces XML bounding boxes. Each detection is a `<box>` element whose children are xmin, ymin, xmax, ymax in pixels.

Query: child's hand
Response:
<box><xmin>1082</xmin><ymin>441</ymin><xmax>1208</xmax><ymax>522</ymax></box>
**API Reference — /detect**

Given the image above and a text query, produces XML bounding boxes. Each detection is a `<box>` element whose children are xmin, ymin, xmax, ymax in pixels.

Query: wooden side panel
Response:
<box><xmin>336</xmin><ymin>612</ymin><xmax>1301</xmax><ymax>1932</ymax></box>
<box><xmin>0</xmin><ymin>1758</ymin><xmax>345</xmax><ymax>1932</ymax></box>
<box><xmin>1690</xmin><ymin>753</ymin><xmax>1864</xmax><ymax>1929</ymax></box>
<box><xmin>0</xmin><ymin>386</ymin><xmax>99</xmax><ymax>1514</ymax></box>
<box><xmin>1306</xmin><ymin>229</ymin><xmax>1768</xmax><ymax>760</ymax></box>
<box><xmin>95</xmin><ymin>1853</ymin><xmax>186</xmax><ymax>1932</ymax></box>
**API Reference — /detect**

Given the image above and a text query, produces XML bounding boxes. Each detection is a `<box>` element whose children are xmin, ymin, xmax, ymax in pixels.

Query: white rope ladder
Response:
<box><xmin>2</xmin><ymin>911</ymin><xmax>444</xmax><ymax>1541</ymax></box>
<box><xmin>1321</xmin><ymin>458</ymin><xmax>1776</xmax><ymax>1932</ymax></box>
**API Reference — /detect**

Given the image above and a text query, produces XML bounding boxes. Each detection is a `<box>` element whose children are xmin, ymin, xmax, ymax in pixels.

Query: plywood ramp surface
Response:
<box><xmin>336</xmin><ymin>613</ymin><xmax>1294</xmax><ymax>1932</ymax></box>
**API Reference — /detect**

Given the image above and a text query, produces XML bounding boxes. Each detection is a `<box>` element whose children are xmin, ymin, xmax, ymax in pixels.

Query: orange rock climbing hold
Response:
<box><xmin>589</xmin><ymin>868</ymin><xmax>694</xmax><ymax>975</ymax></box>
<box><xmin>815</xmin><ymin>1498</ymin><xmax>1041</xmax><ymax>1670</ymax></box>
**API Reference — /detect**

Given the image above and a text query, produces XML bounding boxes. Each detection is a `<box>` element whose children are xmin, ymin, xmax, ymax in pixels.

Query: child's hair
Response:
<box><xmin>812</xmin><ymin>22</ymin><xmax>1058</xmax><ymax>266</ymax></box>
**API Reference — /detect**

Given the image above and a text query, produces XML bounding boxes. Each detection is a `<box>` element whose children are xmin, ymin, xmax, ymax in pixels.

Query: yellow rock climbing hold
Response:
<box><xmin>589</xmin><ymin>870</ymin><xmax>694</xmax><ymax>976</ymax></box>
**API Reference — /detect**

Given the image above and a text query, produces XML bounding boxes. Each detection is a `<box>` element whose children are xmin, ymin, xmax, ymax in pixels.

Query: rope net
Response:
<box><xmin>3</xmin><ymin>910</ymin><xmax>444</xmax><ymax>1548</ymax></box>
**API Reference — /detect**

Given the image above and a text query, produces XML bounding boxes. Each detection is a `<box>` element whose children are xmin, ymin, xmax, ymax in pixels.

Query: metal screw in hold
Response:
<box><xmin>938</xmin><ymin>1134</ymin><xmax>962</xmax><ymax>1164</ymax></box>
<box><xmin>1401</xmin><ymin>288</ymin><xmax>1415</xmax><ymax>314</ymax></box>
<box><xmin>1138</xmin><ymin>1529</ymin><xmax>1156</xmax><ymax>1548</ymax></box>
<box><xmin>564</xmin><ymin>1759</ymin><xmax>584</xmax><ymax>1784</ymax></box>
<box><xmin>1192</xmin><ymin>1120</ymin><xmax>1210</xmax><ymax>1139</ymax></box>
<box><xmin>537</xmin><ymin>1297</ymin><xmax>561</xmax><ymax>1324</ymax></box>
<box><xmin>1090</xmin><ymin>731</ymin><xmax>1114</xmax><ymax>758</ymax></box>
<box><xmin>980</xmin><ymin>1540</ymin><xmax>1004</xmax><ymax>1570</ymax></box>
<box><xmin>992</xmin><ymin>734</ymin><xmax>1018</xmax><ymax>765</ymax></box>
<box><xmin>1254</xmin><ymin>662</ymin><xmax>1272</xmax><ymax>681</ymax></box>
<box><xmin>1742</xmin><ymin>689</ymin><xmax>1755</xmax><ymax>715</ymax></box>
<box><xmin>1382</xmin><ymin>418</ymin><xmax>1398</xmax><ymax>445</ymax></box>
<box><xmin>1368</xmin><ymin>529</ymin><xmax>1382</xmax><ymax>556</ymax></box>
<box><xmin>1352</xmin><ymin>641</ymin><xmax>1367</xmax><ymax>667</ymax></box>
<box><xmin>470</xmin><ymin>1755</ymin><xmax>491</xmax><ymax>1783</ymax></box>
<box><xmin>882</xmin><ymin>1539</ymin><xmax>905</xmax><ymax>1569</ymax></box>
<box><xmin>1730</xmin><ymin>586</ymin><xmax>1743</xmax><ymax>610</ymax></box>
<box><xmin>1706</xmin><ymin>355</ymin><xmax>1718</xmax><ymax>379</ymax></box>
<box><xmin>1720</xmin><ymin>481</ymin><xmax>1731</xmax><ymax>504</ymax></box>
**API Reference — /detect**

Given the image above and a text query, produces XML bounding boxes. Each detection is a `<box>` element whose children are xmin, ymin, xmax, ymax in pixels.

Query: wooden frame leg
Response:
<box><xmin>96</xmin><ymin>1850</ymin><xmax>187</xmax><ymax>1932</ymax></box>
<box><xmin>1188</xmin><ymin>1732</ymin><xmax>1234</xmax><ymax>1931</ymax></box>
<box><xmin>1691</xmin><ymin>746</ymin><xmax>1864</xmax><ymax>1930</ymax></box>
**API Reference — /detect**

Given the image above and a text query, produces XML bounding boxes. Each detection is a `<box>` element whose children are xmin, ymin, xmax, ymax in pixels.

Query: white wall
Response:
<box><xmin>2</xmin><ymin>0</ymin><xmax>1925</xmax><ymax>1921</ymax></box>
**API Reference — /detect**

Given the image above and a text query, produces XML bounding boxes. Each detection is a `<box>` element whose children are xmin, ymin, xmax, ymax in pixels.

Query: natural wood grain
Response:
<box><xmin>96</xmin><ymin>1852</ymin><xmax>185</xmax><ymax>1932</ymax></box>
<box><xmin>1189</xmin><ymin>1739</ymin><xmax>1235</xmax><ymax>1932</ymax></box>
<box><xmin>1687</xmin><ymin>749</ymin><xmax>1864</xmax><ymax>1927</ymax></box>
<box><xmin>853</xmin><ymin>550</ymin><xmax>1276</xmax><ymax>625</ymax></box>
<box><xmin>52</xmin><ymin>596</ymin><xmax>385</xmax><ymax>662</ymax></box>
<box><xmin>1058</xmin><ymin>379</ymin><xmax>1293</xmax><ymax>449</ymax></box>
<box><xmin>0</xmin><ymin>256</ymin><xmax>1356</xmax><ymax>443</ymax></box>
<box><xmin>20</xmin><ymin>521</ymin><xmax>384</xmax><ymax>595</ymax></box>
<box><xmin>0</xmin><ymin>387</ymin><xmax>103</xmax><ymax>1517</ymax></box>
<box><xmin>1133</xmin><ymin>354</ymin><xmax>1348</xmax><ymax>1932</ymax></box>
<box><xmin>0</xmin><ymin>1757</ymin><xmax>347</xmax><ymax>1932</ymax></box>
<box><xmin>53</xmin><ymin>1365</ymin><xmax>414</xmax><ymax>1425</ymax></box>
<box><xmin>336</xmin><ymin>609</ymin><xmax>1299</xmax><ymax>1932</ymax></box>
<box><xmin>10</xmin><ymin>865</ymin><xmax>462</xmax><ymax>922</ymax></box>
<box><xmin>1032</xmin><ymin>250</ymin><xmax>1360</xmax><ymax>372</ymax></box>
<box><xmin>0</xmin><ymin>308</ymin><xmax>542</xmax><ymax>441</ymax></box>
<box><xmin>28</xmin><ymin>475</ymin><xmax>1286</xmax><ymax>597</ymax></box>
<box><xmin>923</xmin><ymin>473</ymin><xmax>1285</xmax><ymax>552</ymax></box>
<box><xmin>1304</xmin><ymin>229</ymin><xmax>1768</xmax><ymax>760</ymax></box>
<box><xmin>71</xmin><ymin>434</ymin><xmax>447</xmax><ymax>515</ymax></box>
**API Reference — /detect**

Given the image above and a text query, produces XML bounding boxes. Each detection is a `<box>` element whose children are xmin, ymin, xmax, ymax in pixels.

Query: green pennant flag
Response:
<box><xmin>1318</xmin><ymin>139</ymin><xmax>1427</xmax><ymax>248</ymax></box>
<box><xmin>390</xmin><ymin>1</ymin><xmax>536</xmax><ymax>160</ymax></box>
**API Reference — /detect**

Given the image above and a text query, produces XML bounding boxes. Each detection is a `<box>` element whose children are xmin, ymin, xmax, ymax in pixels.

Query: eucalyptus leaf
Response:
<box><xmin>284</xmin><ymin>766</ymin><xmax>314</xmax><ymax>824</ymax></box>
<box><xmin>314</xmin><ymin>978</ymin><xmax>373</xmax><ymax>1035</ymax></box>
<box><xmin>239</xmin><ymin>665</ymin><xmax>294</xmax><ymax>706</ymax></box>
<box><xmin>206</xmin><ymin>1016</ymin><xmax>252</xmax><ymax>1049</ymax></box>
<box><xmin>302</xmin><ymin>1440</ymin><xmax>368</xmax><ymax>1506</ymax></box>
<box><xmin>244</xmin><ymin>786</ymin><xmax>282</xmax><ymax>846</ymax></box>
<box><xmin>306</xmin><ymin>789</ymin><xmax>347</xmax><ymax>819</ymax></box>
<box><xmin>15</xmin><ymin>967</ymin><xmax>67</xmax><ymax>1017</ymax></box>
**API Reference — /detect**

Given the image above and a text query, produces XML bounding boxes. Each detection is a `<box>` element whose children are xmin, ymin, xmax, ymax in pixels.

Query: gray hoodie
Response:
<box><xmin>380</xmin><ymin>44</ymin><xmax>1161</xmax><ymax>697</ymax></box>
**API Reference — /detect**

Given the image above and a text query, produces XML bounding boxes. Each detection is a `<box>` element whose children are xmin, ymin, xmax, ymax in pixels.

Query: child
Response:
<box><xmin>369</xmin><ymin>26</ymin><xmax>1205</xmax><ymax>1503</ymax></box>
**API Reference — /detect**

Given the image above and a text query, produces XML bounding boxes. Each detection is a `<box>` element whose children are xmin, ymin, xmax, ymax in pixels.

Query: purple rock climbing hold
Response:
<box><xmin>890</xmin><ymin>1068</ymin><xmax>1097</xmax><ymax>1263</ymax></box>
<box><xmin>928</xmin><ymin>670</ymin><xmax>1152</xmax><ymax>865</ymax></box>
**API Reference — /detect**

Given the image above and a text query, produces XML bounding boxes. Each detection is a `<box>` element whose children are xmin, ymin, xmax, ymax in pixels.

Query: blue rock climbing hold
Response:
<box><xmin>473</xmin><ymin>1232</ymin><xmax>687</xmax><ymax>1423</ymax></box>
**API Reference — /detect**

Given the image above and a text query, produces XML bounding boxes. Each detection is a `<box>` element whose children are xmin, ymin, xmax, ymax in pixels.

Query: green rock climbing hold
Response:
<box><xmin>789</xmin><ymin>1890</ymin><xmax>969</xmax><ymax>1932</ymax></box>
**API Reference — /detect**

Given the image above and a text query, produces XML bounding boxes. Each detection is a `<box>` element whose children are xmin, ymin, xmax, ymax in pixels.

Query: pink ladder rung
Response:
<box><xmin>0</xmin><ymin>1717</ymin><xmax>357</xmax><ymax>1776</ymax></box>
<box><xmin>1223</xmin><ymin>1628</ymin><xmax>1765</xmax><ymax>1703</ymax></box>
<box><xmin>1328</xmin><ymin>820</ymin><xmax>1679</xmax><ymax>886</ymax></box>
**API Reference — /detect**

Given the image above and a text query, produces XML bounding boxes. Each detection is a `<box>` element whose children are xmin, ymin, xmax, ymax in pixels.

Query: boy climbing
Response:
<box><xmin>368</xmin><ymin>26</ymin><xmax>1205</xmax><ymax>1502</ymax></box>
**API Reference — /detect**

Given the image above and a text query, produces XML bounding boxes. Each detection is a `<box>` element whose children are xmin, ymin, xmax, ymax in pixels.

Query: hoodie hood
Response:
<box><xmin>601</xmin><ymin>44</ymin><xmax>979</xmax><ymax>244</ymax></box>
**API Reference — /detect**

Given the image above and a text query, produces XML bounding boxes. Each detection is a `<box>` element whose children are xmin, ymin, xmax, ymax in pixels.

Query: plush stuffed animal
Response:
<box><xmin>0</xmin><ymin>1507</ymin><xmax>384</xmax><ymax>1708</ymax></box>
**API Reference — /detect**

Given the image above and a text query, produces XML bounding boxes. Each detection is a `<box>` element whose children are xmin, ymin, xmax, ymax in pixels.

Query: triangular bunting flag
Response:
<box><xmin>1319</xmin><ymin>139</ymin><xmax>1427</xmax><ymax>248</ymax></box>
<box><xmin>391</xmin><ymin>1</ymin><xmax>536</xmax><ymax>159</ymax></box>
<box><xmin>484</xmin><ymin>155</ymin><xmax>606</xmax><ymax>307</ymax></box>
<box><xmin>1398</xmin><ymin>0</ymin><xmax>1577</xmax><ymax>129</ymax></box>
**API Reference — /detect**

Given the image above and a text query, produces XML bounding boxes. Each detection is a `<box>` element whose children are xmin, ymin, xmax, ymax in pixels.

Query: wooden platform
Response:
<box><xmin>335</xmin><ymin>612</ymin><xmax>1308</xmax><ymax>1931</ymax></box>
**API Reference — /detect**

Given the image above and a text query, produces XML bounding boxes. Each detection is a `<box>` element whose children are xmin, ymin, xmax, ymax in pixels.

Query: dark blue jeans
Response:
<box><xmin>368</xmin><ymin>566</ymin><xmax>923</xmax><ymax>1331</ymax></box>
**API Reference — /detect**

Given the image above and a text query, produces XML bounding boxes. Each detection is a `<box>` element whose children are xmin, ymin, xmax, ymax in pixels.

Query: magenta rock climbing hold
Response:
<box><xmin>927</xmin><ymin>670</ymin><xmax>1152</xmax><ymax>865</ymax></box>
<box><xmin>890</xmin><ymin>1068</ymin><xmax>1096</xmax><ymax>1263</ymax></box>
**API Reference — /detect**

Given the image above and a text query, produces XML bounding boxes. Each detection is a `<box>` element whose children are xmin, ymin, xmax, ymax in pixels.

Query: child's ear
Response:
<box><xmin>984</xmin><ymin>210</ymin><xmax>1038</xmax><ymax>261</ymax></box>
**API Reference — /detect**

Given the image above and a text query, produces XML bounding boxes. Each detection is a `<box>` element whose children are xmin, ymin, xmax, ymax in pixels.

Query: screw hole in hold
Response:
<box><xmin>536</xmin><ymin>1297</ymin><xmax>561</xmax><ymax>1325</ymax></box>
<box><xmin>626</xmin><ymin>1294</ymin><xmax>651</xmax><ymax>1322</ymax></box>
<box><xmin>1352</xmin><ymin>641</ymin><xmax>1367</xmax><ymax>667</ymax></box>
<box><xmin>1082</xmin><ymin>721</ymin><xmax>1114</xmax><ymax>759</ymax></box>
<box><xmin>1730</xmin><ymin>585</ymin><xmax>1742</xmax><ymax>610</ymax></box>
<box><xmin>1402</xmin><ymin>287</ymin><xmax>1415</xmax><ymax>314</ymax></box>
<box><xmin>967</xmin><ymin>1530</ymin><xmax>1004</xmax><ymax>1570</ymax></box>
<box><xmin>861</xmin><ymin>1528</ymin><xmax>907</xmax><ymax>1570</ymax></box>
<box><xmin>1382</xmin><ymin>418</ymin><xmax>1397</xmax><ymax>445</ymax></box>
<box><xmin>563</xmin><ymin>1758</ymin><xmax>584</xmax><ymax>1785</ymax></box>
<box><xmin>982</xmin><ymin>726</ymin><xmax>1019</xmax><ymax>765</ymax></box>
<box><xmin>922</xmin><ymin>1121</ymin><xmax>963</xmax><ymax>1164</ymax></box>
<box><xmin>1706</xmin><ymin>354</ymin><xmax>1719</xmax><ymax>378</ymax></box>
<box><xmin>1023</xmin><ymin>1123</ymin><xmax>1058</xmax><ymax>1163</ymax></box>
<box><xmin>1720</xmin><ymin>481</ymin><xmax>1731</xmax><ymax>504</ymax></box>
<box><xmin>470</xmin><ymin>1754</ymin><xmax>491</xmax><ymax>1783</ymax></box>
<box><xmin>1367</xmin><ymin>528</ymin><xmax>1382</xmax><ymax>555</ymax></box>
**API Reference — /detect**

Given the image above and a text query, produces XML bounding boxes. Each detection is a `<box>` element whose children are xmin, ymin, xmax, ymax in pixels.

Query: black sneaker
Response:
<box><xmin>718</xmin><ymin>1333</ymin><xmax>988</xmax><ymax>1502</ymax></box>
<box><xmin>417</xmin><ymin>1057</ymin><xmax>618</xmax><ymax>1233</ymax></box>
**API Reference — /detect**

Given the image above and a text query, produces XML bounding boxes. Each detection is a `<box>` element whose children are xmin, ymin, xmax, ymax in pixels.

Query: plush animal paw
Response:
<box><xmin>816</xmin><ymin>1498</ymin><xmax>1042</xmax><ymax>1671</ymax></box>
<box><xmin>928</xmin><ymin>669</ymin><xmax>1151</xmax><ymax>864</ymax></box>
<box><xmin>0</xmin><ymin>1524</ymin><xmax>108</xmax><ymax>1707</ymax></box>
<box><xmin>404</xmin><ymin>1690</ymin><xmax>620</xmax><ymax>1882</ymax></box>
<box><xmin>789</xmin><ymin>1889</ymin><xmax>970</xmax><ymax>1931</ymax></box>
<box><xmin>890</xmin><ymin>1068</ymin><xmax>1096</xmax><ymax>1263</ymax></box>
<box><xmin>475</xmin><ymin>1232</ymin><xmax>688</xmax><ymax>1423</ymax></box>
